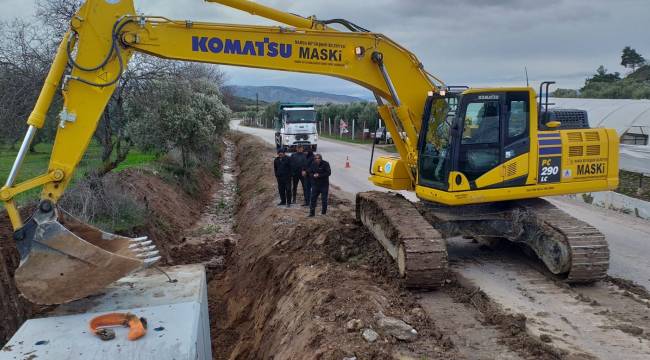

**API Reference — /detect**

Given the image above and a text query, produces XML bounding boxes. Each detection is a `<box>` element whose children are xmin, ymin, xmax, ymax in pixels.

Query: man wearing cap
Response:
<box><xmin>274</xmin><ymin>148</ymin><xmax>292</xmax><ymax>207</ymax></box>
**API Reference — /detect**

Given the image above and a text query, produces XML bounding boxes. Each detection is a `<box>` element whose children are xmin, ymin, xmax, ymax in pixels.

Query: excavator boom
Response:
<box><xmin>0</xmin><ymin>0</ymin><xmax>439</xmax><ymax>304</ymax></box>
<box><xmin>1</xmin><ymin>0</ymin><xmax>618</xmax><ymax>303</ymax></box>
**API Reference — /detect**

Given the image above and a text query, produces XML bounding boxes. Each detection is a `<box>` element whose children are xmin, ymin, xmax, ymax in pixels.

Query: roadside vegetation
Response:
<box><xmin>0</xmin><ymin>0</ymin><xmax>231</xmax><ymax>232</ymax></box>
<box><xmin>245</xmin><ymin>100</ymin><xmax>382</xmax><ymax>139</ymax></box>
<box><xmin>553</xmin><ymin>46</ymin><xmax>650</xmax><ymax>99</ymax></box>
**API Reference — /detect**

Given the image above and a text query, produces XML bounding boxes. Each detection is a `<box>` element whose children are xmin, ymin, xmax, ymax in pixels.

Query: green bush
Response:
<box><xmin>59</xmin><ymin>174</ymin><xmax>146</xmax><ymax>233</ymax></box>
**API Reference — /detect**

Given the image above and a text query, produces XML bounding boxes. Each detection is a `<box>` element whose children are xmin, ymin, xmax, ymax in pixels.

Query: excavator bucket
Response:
<box><xmin>12</xmin><ymin>202</ymin><xmax>161</xmax><ymax>305</ymax></box>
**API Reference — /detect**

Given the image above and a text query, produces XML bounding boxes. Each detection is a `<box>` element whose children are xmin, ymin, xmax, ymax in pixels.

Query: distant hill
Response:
<box><xmin>225</xmin><ymin>85</ymin><xmax>365</xmax><ymax>105</ymax></box>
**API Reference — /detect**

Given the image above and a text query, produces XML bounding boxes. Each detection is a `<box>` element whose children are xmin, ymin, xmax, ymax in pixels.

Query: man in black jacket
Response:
<box><xmin>306</xmin><ymin>153</ymin><xmax>331</xmax><ymax>217</ymax></box>
<box><xmin>273</xmin><ymin>148</ymin><xmax>292</xmax><ymax>207</ymax></box>
<box><xmin>301</xmin><ymin>149</ymin><xmax>315</xmax><ymax>206</ymax></box>
<box><xmin>289</xmin><ymin>146</ymin><xmax>308</xmax><ymax>205</ymax></box>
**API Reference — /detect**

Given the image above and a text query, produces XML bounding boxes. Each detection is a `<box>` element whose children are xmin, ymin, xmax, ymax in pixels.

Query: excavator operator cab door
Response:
<box><xmin>450</xmin><ymin>90</ymin><xmax>531</xmax><ymax>189</ymax></box>
<box><xmin>454</xmin><ymin>93</ymin><xmax>504</xmax><ymax>184</ymax></box>
<box><xmin>417</xmin><ymin>93</ymin><xmax>455</xmax><ymax>190</ymax></box>
<box><xmin>418</xmin><ymin>90</ymin><xmax>532</xmax><ymax>192</ymax></box>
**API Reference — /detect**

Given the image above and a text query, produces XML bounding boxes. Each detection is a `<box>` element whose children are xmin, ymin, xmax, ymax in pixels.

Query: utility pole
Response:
<box><xmin>352</xmin><ymin>119</ymin><xmax>355</xmax><ymax>140</ymax></box>
<box><xmin>363</xmin><ymin>120</ymin><xmax>366</xmax><ymax>140</ymax></box>
<box><xmin>255</xmin><ymin>92</ymin><xmax>259</xmax><ymax>127</ymax></box>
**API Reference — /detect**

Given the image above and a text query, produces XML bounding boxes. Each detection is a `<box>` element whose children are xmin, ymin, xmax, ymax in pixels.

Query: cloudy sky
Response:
<box><xmin>1</xmin><ymin>0</ymin><xmax>648</xmax><ymax>99</ymax></box>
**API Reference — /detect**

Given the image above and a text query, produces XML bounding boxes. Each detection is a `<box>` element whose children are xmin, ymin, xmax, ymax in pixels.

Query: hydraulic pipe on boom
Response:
<box><xmin>205</xmin><ymin>0</ymin><xmax>323</xmax><ymax>29</ymax></box>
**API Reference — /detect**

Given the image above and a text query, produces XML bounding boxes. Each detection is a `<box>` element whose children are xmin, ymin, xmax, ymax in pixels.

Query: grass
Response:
<box><xmin>0</xmin><ymin>142</ymin><xmax>155</xmax><ymax>203</ymax></box>
<box><xmin>115</xmin><ymin>152</ymin><xmax>157</xmax><ymax>171</ymax></box>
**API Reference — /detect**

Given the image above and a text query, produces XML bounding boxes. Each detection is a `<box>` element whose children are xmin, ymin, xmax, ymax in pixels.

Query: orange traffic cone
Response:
<box><xmin>345</xmin><ymin>156</ymin><xmax>351</xmax><ymax>168</ymax></box>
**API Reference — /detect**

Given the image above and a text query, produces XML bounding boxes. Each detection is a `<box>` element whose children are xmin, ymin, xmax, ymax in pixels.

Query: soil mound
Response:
<box><xmin>208</xmin><ymin>134</ymin><xmax>459</xmax><ymax>359</ymax></box>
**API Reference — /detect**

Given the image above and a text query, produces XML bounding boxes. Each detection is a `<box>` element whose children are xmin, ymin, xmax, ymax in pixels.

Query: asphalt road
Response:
<box><xmin>233</xmin><ymin>121</ymin><xmax>650</xmax><ymax>289</ymax></box>
<box><xmin>231</xmin><ymin>120</ymin><xmax>415</xmax><ymax>201</ymax></box>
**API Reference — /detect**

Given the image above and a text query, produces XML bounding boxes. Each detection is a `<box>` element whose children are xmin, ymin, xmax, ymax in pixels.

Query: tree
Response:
<box><xmin>552</xmin><ymin>88</ymin><xmax>579</xmax><ymax>98</ymax></box>
<box><xmin>359</xmin><ymin>102</ymin><xmax>379</xmax><ymax>129</ymax></box>
<box><xmin>94</xmin><ymin>60</ymin><xmax>225</xmax><ymax>175</ymax></box>
<box><xmin>0</xmin><ymin>19</ymin><xmax>59</xmax><ymax>149</ymax></box>
<box><xmin>126</xmin><ymin>71</ymin><xmax>231</xmax><ymax>169</ymax></box>
<box><xmin>260</xmin><ymin>102</ymin><xmax>279</xmax><ymax>129</ymax></box>
<box><xmin>582</xmin><ymin>65</ymin><xmax>621</xmax><ymax>93</ymax></box>
<box><xmin>35</xmin><ymin>0</ymin><xmax>82</xmax><ymax>36</ymax></box>
<box><xmin>621</xmin><ymin>46</ymin><xmax>645</xmax><ymax>71</ymax></box>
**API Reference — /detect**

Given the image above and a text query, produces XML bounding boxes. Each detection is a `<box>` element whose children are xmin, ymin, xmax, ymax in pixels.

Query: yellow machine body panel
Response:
<box><xmin>371</xmin><ymin>87</ymin><xmax>619</xmax><ymax>206</ymax></box>
<box><xmin>369</xmin><ymin>156</ymin><xmax>412</xmax><ymax>190</ymax></box>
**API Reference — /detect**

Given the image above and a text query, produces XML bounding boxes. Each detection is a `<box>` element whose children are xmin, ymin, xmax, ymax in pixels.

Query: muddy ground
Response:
<box><xmin>0</xmin><ymin>206</ymin><xmax>37</xmax><ymax>345</ymax></box>
<box><xmin>200</xmin><ymin>134</ymin><xmax>573</xmax><ymax>359</ymax></box>
<box><xmin>206</xmin><ymin>134</ymin><xmax>461</xmax><ymax>359</ymax></box>
<box><xmin>3</xmin><ymin>131</ymin><xmax>650</xmax><ymax>359</ymax></box>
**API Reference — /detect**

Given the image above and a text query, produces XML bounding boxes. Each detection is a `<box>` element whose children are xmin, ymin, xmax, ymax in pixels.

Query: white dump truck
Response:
<box><xmin>274</xmin><ymin>103</ymin><xmax>318</xmax><ymax>152</ymax></box>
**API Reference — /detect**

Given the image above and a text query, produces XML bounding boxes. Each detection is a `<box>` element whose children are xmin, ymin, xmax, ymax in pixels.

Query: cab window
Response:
<box><xmin>457</xmin><ymin>98</ymin><xmax>501</xmax><ymax>181</ymax></box>
<box><xmin>461</xmin><ymin>101</ymin><xmax>500</xmax><ymax>144</ymax></box>
<box><xmin>418</xmin><ymin>97</ymin><xmax>452</xmax><ymax>188</ymax></box>
<box><xmin>507</xmin><ymin>92</ymin><xmax>529</xmax><ymax>140</ymax></box>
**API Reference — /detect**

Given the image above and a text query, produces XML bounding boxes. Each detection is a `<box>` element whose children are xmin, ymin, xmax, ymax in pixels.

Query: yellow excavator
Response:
<box><xmin>1</xmin><ymin>0</ymin><xmax>618</xmax><ymax>304</ymax></box>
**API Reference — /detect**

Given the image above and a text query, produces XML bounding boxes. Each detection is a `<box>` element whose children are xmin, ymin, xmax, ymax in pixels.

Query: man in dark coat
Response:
<box><xmin>306</xmin><ymin>153</ymin><xmax>331</xmax><ymax>217</ymax></box>
<box><xmin>301</xmin><ymin>149</ymin><xmax>315</xmax><ymax>206</ymax></box>
<box><xmin>273</xmin><ymin>148</ymin><xmax>292</xmax><ymax>207</ymax></box>
<box><xmin>289</xmin><ymin>146</ymin><xmax>308</xmax><ymax>205</ymax></box>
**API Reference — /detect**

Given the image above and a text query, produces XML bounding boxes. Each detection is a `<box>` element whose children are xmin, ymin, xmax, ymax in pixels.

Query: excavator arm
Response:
<box><xmin>3</xmin><ymin>0</ymin><xmax>441</xmax><ymax>219</ymax></box>
<box><xmin>0</xmin><ymin>0</ymin><xmax>441</xmax><ymax>304</ymax></box>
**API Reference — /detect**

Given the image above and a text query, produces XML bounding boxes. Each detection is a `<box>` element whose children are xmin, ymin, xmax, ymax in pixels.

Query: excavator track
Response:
<box><xmin>417</xmin><ymin>198</ymin><xmax>609</xmax><ymax>283</ymax></box>
<box><xmin>520</xmin><ymin>199</ymin><xmax>609</xmax><ymax>282</ymax></box>
<box><xmin>356</xmin><ymin>191</ymin><xmax>448</xmax><ymax>289</ymax></box>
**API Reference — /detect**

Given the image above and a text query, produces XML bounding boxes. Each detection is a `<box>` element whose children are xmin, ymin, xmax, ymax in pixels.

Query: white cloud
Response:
<box><xmin>1</xmin><ymin>0</ymin><xmax>648</xmax><ymax>96</ymax></box>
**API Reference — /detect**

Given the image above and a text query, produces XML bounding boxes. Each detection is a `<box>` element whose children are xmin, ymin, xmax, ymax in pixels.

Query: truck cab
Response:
<box><xmin>274</xmin><ymin>103</ymin><xmax>318</xmax><ymax>152</ymax></box>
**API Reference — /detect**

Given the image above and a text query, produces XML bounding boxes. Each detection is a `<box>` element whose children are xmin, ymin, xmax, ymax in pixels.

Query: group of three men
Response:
<box><xmin>273</xmin><ymin>145</ymin><xmax>331</xmax><ymax>217</ymax></box>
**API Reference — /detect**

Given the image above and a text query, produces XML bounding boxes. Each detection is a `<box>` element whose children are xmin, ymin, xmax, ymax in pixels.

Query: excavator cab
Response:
<box><xmin>418</xmin><ymin>88</ymin><xmax>532</xmax><ymax>191</ymax></box>
<box><xmin>372</xmin><ymin>85</ymin><xmax>616</xmax><ymax>206</ymax></box>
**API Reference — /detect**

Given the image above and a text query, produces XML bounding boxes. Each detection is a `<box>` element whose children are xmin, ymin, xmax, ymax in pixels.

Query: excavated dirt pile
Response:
<box><xmin>208</xmin><ymin>134</ymin><xmax>459</xmax><ymax>359</ymax></box>
<box><xmin>0</xmin><ymin>207</ymin><xmax>39</xmax><ymax>346</ymax></box>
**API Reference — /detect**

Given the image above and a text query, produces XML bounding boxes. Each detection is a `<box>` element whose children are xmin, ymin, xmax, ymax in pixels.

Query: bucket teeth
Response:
<box><xmin>129</xmin><ymin>240</ymin><xmax>152</xmax><ymax>248</ymax></box>
<box><xmin>144</xmin><ymin>256</ymin><xmax>162</xmax><ymax>265</ymax></box>
<box><xmin>132</xmin><ymin>245</ymin><xmax>156</xmax><ymax>253</ymax></box>
<box><xmin>136</xmin><ymin>250</ymin><xmax>160</xmax><ymax>259</ymax></box>
<box><xmin>129</xmin><ymin>237</ymin><xmax>149</xmax><ymax>244</ymax></box>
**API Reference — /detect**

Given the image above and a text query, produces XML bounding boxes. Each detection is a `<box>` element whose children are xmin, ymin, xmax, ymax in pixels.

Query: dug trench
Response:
<box><xmin>3</xmin><ymin>131</ymin><xmax>650</xmax><ymax>359</ymax></box>
<box><xmin>0</xmin><ymin>132</ymin><xmax>604</xmax><ymax>358</ymax></box>
<box><xmin>202</xmin><ymin>133</ymin><xmax>576</xmax><ymax>359</ymax></box>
